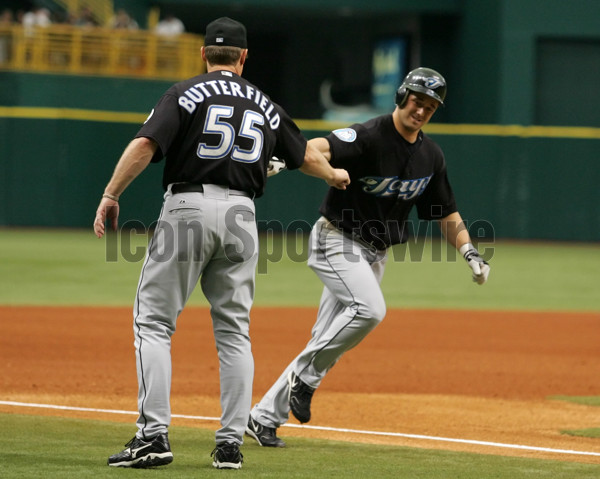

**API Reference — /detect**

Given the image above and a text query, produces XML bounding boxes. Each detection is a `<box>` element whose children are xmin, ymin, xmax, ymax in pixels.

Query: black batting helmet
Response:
<box><xmin>395</xmin><ymin>67</ymin><xmax>447</xmax><ymax>107</ymax></box>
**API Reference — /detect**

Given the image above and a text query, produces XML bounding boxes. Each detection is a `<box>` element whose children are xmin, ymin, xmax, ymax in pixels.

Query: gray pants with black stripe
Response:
<box><xmin>133</xmin><ymin>184</ymin><xmax>258</xmax><ymax>445</ymax></box>
<box><xmin>251</xmin><ymin>216</ymin><xmax>387</xmax><ymax>428</ymax></box>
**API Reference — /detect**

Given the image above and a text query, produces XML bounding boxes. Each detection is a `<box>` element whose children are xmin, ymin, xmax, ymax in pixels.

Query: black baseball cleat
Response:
<box><xmin>288</xmin><ymin>371</ymin><xmax>316</xmax><ymax>424</ymax></box>
<box><xmin>211</xmin><ymin>442</ymin><xmax>243</xmax><ymax>469</ymax></box>
<box><xmin>107</xmin><ymin>433</ymin><xmax>173</xmax><ymax>468</ymax></box>
<box><xmin>246</xmin><ymin>416</ymin><xmax>286</xmax><ymax>447</ymax></box>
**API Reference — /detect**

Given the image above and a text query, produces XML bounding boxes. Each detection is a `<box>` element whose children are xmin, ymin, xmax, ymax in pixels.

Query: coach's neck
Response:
<box><xmin>201</xmin><ymin>47</ymin><xmax>248</xmax><ymax>76</ymax></box>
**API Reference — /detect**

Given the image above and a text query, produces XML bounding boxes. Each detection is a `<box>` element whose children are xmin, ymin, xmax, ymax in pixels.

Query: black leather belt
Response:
<box><xmin>171</xmin><ymin>183</ymin><xmax>252</xmax><ymax>198</ymax></box>
<box><xmin>323</xmin><ymin>218</ymin><xmax>388</xmax><ymax>251</ymax></box>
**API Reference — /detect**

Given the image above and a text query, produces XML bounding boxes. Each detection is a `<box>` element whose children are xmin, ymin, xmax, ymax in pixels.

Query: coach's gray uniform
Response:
<box><xmin>134</xmin><ymin>184</ymin><xmax>258</xmax><ymax>443</ymax></box>
<box><xmin>132</xmin><ymin>69</ymin><xmax>307</xmax><ymax>445</ymax></box>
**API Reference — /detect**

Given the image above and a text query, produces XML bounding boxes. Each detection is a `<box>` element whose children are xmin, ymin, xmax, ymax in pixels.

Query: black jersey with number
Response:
<box><xmin>135</xmin><ymin>70</ymin><xmax>306</xmax><ymax>197</ymax></box>
<box><xmin>320</xmin><ymin>114</ymin><xmax>457</xmax><ymax>248</ymax></box>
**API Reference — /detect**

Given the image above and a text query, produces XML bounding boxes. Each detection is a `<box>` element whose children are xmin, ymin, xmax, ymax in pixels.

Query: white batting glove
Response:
<box><xmin>459</xmin><ymin>243</ymin><xmax>490</xmax><ymax>285</ymax></box>
<box><xmin>267</xmin><ymin>156</ymin><xmax>287</xmax><ymax>177</ymax></box>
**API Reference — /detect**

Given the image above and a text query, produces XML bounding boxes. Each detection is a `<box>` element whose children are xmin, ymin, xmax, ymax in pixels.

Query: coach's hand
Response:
<box><xmin>267</xmin><ymin>156</ymin><xmax>287</xmax><ymax>177</ymax></box>
<box><xmin>460</xmin><ymin>243</ymin><xmax>490</xmax><ymax>285</ymax></box>
<box><xmin>94</xmin><ymin>196</ymin><xmax>120</xmax><ymax>238</ymax></box>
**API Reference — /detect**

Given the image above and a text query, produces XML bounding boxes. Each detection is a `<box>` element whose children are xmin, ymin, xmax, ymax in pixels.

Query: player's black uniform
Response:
<box><xmin>136</xmin><ymin>69</ymin><xmax>306</xmax><ymax>196</ymax></box>
<box><xmin>249</xmin><ymin>69</ymin><xmax>489</xmax><ymax>443</ymax></box>
<box><xmin>321</xmin><ymin>114</ymin><xmax>457</xmax><ymax>249</ymax></box>
<box><xmin>250</xmin><ymin>113</ymin><xmax>461</xmax><ymax>430</ymax></box>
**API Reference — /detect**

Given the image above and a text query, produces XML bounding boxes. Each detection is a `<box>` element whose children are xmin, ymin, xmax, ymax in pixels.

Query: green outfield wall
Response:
<box><xmin>1</xmin><ymin>0</ymin><xmax>598</xmax><ymax>241</ymax></box>
<box><xmin>1</xmin><ymin>73</ymin><xmax>598</xmax><ymax>241</ymax></box>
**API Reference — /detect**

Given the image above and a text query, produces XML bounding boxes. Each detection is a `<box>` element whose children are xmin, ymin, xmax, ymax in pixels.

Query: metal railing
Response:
<box><xmin>0</xmin><ymin>25</ymin><xmax>205</xmax><ymax>81</ymax></box>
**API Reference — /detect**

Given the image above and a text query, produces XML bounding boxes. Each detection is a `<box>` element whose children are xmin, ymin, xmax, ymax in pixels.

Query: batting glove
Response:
<box><xmin>459</xmin><ymin>243</ymin><xmax>490</xmax><ymax>285</ymax></box>
<box><xmin>267</xmin><ymin>156</ymin><xmax>287</xmax><ymax>177</ymax></box>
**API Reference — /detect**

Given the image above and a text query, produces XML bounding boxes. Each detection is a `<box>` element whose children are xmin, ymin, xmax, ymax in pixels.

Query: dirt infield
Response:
<box><xmin>1</xmin><ymin>306</ymin><xmax>599</xmax><ymax>464</ymax></box>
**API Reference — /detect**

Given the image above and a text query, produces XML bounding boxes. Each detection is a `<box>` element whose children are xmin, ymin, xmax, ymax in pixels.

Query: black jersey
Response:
<box><xmin>136</xmin><ymin>70</ymin><xmax>306</xmax><ymax>197</ymax></box>
<box><xmin>320</xmin><ymin>114</ymin><xmax>457</xmax><ymax>248</ymax></box>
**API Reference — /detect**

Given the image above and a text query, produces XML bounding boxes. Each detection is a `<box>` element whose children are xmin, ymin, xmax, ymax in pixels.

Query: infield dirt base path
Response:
<box><xmin>1</xmin><ymin>306</ymin><xmax>599</xmax><ymax>464</ymax></box>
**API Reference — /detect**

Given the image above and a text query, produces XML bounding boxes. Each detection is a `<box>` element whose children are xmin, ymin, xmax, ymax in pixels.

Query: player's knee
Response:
<box><xmin>370</xmin><ymin>300</ymin><xmax>386</xmax><ymax>323</ymax></box>
<box><xmin>355</xmin><ymin>298</ymin><xmax>386</xmax><ymax>324</ymax></box>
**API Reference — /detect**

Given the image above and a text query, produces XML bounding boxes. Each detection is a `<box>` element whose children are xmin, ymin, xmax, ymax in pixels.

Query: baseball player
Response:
<box><xmin>93</xmin><ymin>17</ymin><xmax>349</xmax><ymax>470</ymax></box>
<box><xmin>246</xmin><ymin>67</ymin><xmax>490</xmax><ymax>447</ymax></box>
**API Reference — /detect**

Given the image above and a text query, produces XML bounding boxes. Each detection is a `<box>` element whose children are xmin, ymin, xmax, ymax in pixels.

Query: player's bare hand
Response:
<box><xmin>93</xmin><ymin>198</ymin><xmax>120</xmax><ymax>238</ymax></box>
<box><xmin>328</xmin><ymin>168</ymin><xmax>350</xmax><ymax>190</ymax></box>
<box><xmin>460</xmin><ymin>243</ymin><xmax>490</xmax><ymax>285</ymax></box>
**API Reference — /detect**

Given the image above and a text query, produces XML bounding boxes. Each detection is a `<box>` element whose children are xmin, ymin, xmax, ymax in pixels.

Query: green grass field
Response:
<box><xmin>2</xmin><ymin>414</ymin><xmax>599</xmax><ymax>478</ymax></box>
<box><xmin>1</xmin><ymin>228</ymin><xmax>599</xmax><ymax>477</ymax></box>
<box><xmin>1</xmin><ymin>228</ymin><xmax>598</xmax><ymax>310</ymax></box>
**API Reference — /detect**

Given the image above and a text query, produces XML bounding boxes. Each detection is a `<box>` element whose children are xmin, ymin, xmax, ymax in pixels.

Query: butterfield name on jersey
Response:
<box><xmin>178</xmin><ymin>71</ymin><xmax>281</xmax><ymax>129</ymax></box>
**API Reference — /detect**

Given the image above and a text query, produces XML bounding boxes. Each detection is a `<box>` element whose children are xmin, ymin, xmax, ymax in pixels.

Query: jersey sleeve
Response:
<box><xmin>326</xmin><ymin>124</ymin><xmax>368</xmax><ymax>167</ymax></box>
<box><xmin>135</xmin><ymin>92</ymin><xmax>181</xmax><ymax>163</ymax></box>
<box><xmin>415</xmin><ymin>151</ymin><xmax>457</xmax><ymax>220</ymax></box>
<box><xmin>272</xmin><ymin>105</ymin><xmax>307</xmax><ymax>171</ymax></box>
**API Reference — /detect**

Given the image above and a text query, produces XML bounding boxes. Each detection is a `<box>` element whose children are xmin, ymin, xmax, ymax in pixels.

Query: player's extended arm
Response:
<box><xmin>93</xmin><ymin>137</ymin><xmax>157</xmax><ymax>238</ymax></box>
<box><xmin>438</xmin><ymin>212</ymin><xmax>490</xmax><ymax>285</ymax></box>
<box><xmin>299</xmin><ymin>139</ymin><xmax>349</xmax><ymax>189</ymax></box>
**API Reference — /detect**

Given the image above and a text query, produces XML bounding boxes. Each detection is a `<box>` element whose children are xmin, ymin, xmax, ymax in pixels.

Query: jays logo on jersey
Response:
<box><xmin>359</xmin><ymin>175</ymin><xmax>432</xmax><ymax>200</ymax></box>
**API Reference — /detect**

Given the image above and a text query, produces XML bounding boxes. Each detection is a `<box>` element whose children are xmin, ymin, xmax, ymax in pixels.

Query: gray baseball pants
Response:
<box><xmin>251</xmin><ymin>216</ymin><xmax>387</xmax><ymax>428</ymax></box>
<box><xmin>133</xmin><ymin>184</ymin><xmax>258</xmax><ymax>445</ymax></box>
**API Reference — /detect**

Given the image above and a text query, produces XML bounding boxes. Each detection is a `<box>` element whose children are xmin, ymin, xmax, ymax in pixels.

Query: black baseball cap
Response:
<box><xmin>205</xmin><ymin>17</ymin><xmax>247</xmax><ymax>48</ymax></box>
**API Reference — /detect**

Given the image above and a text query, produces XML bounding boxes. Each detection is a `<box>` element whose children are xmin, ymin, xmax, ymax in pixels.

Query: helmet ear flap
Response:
<box><xmin>395</xmin><ymin>87</ymin><xmax>408</xmax><ymax>108</ymax></box>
